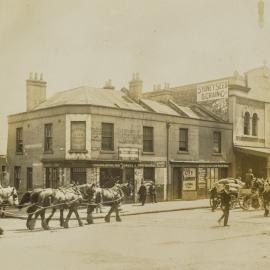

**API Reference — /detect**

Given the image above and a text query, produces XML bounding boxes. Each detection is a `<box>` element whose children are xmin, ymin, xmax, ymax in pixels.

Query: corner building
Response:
<box><xmin>7</xmin><ymin>74</ymin><xmax>233</xmax><ymax>201</ymax></box>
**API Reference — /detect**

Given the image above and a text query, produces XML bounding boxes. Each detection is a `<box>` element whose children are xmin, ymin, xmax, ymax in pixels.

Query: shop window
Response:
<box><xmin>44</xmin><ymin>123</ymin><xmax>53</xmax><ymax>152</ymax></box>
<box><xmin>70</xmin><ymin>121</ymin><xmax>86</xmax><ymax>152</ymax></box>
<box><xmin>45</xmin><ymin>168</ymin><xmax>60</xmax><ymax>188</ymax></box>
<box><xmin>213</xmin><ymin>131</ymin><xmax>221</xmax><ymax>153</ymax></box>
<box><xmin>16</xmin><ymin>128</ymin><xmax>23</xmax><ymax>153</ymax></box>
<box><xmin>27</xmin><ymin>167</ymin><xmax>33</xmax><ymax>190</ymax></box>
<box><xmin>71</xmin><ymin>167</ymin><xmax>86</xmax><ymax>185</ymax></box>
<box><xmin>252</xmin><ymin>113</ymin><xmax>258</xmax><ymax>136</ymax></box>
<box><xmin>143</xmin><ymin>167</ymin><xmax>155</xmax><ymax>182</ymax></box>
<box><xmin>143</xmin><ymin>126</ymin><xmax>154</xmax><ymax>152</ymax></box>
<box><xmin>179</xmin><ymin>128</ymin><xmax>188</xmax><ymax>151</ymax></box>
<box><xmin>244</xmin><ymin>112</ymin><xmax>250</xmax><ymax>135</ymax></box>
<box><xmin>14</xmin><ymin>166</ymin><xmax>21</xmax><ymax>190</ymax></box>
<box><xmin>101</xmin><ymin>123</ymin><xmax>114</xmax><ymax>151</ymax></box>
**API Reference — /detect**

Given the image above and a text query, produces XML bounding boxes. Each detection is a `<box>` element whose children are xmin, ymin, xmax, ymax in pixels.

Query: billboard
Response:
<box><xmin>197</xmin><ymin>80</ymin><xmax>228</xmax><ymax>102</ymax></box>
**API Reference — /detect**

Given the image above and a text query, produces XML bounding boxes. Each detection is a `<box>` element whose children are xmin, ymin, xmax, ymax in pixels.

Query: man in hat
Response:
<box><xmin>218</xmin><ymin>184</ymin><xmax>231</xmax><ymax>226</ymax></box>
<box><xmin>138</xmin><ymin>181</ymin><xmax>147</xmax><ymax>206</ymax></box>
<box><xmin>245</xmin><ymin>169</ymin><xmax>254</xmax><ymax>188</ymax></box>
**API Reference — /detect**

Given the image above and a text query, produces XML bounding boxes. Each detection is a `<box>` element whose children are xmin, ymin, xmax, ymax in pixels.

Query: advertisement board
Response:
<box><xmin>182</xmin><ymin>168</ymin><xmax>197</xmax><ymax>191</ymax></box>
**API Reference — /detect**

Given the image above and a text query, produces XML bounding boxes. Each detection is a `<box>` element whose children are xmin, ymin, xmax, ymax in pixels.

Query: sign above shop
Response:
<box><xmin>197</xmin><ymin>80</ymin><xmax>228</xmax><ymax>102</ymax></box>
<box><xmin>118</xmin><ymin>147</ymin><xmax>139</xmax><ymax>161</ymax></box>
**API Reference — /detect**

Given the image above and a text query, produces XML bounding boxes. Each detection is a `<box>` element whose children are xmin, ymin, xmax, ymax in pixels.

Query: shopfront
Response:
<box><xmin>171</xmin><ymin>162</ymin><xmax>229</xmax><ymax>200</ymax></box>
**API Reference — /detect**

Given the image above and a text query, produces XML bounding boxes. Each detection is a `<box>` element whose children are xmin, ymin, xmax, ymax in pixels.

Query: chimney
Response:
<box><xmin>129</xmin><ymin>73</ymin><xmax>143</xmax><ymax>102</ymax></box>
<box><xmin>103</xmin><ymin>79</ymin><xmax>115</xmax><ymax>90</ymax></box>
<box><xmin>26</xmin><ymin>72</ymin><xmax>47</xmax><ymax>111</ymax></box>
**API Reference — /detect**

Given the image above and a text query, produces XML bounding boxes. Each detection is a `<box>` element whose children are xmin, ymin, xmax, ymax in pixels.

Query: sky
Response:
<box><xmin>0</xmin><ymin>0</ymin><xmax>270</xmax><ymax>154</ymax></box>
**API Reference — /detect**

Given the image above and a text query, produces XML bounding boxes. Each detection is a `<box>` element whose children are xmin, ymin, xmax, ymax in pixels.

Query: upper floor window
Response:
<box><xmin>143</xmin><ymin>126</ymin><xmax>154</xmax><ymax>152</ymax></box>
<box><xmin>252</xmin><ymin>113</ymin><xmax>258</xmax><ymax>136</ymax></box>
<box><xmin>179</xmin><ymin>128</ymin><xmax>188</xmax><ymax>152</ymax></box>
<box><xmin>213</xmin><ymin>131</ymin><xmax>221</xmax><ymax>153</ymax></box>
<box><xmin>16</xmin><ymin>128</ymin><xmax>23</xmax><ymax>153</ymax></box>
<box><xmin>70</xmin><ymin>121</ymin><xmax>86</xmax><ymax>152</ymax></box>
<box><xmin>101</xmin><ymin>123</ymin><xmax>114</xmax><ymax>151</ymax></box>
<box><xmin>44</xmin><ymin>124</ymin><xmax>53</xmax><ymax>152</ymax></box>
<box><xmin>244</xmin><ymin>112</ymin><xmax>250</xmax><ymax>135</ymax></box>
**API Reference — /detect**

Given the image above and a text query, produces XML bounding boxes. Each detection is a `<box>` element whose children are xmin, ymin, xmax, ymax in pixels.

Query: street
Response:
<box><xmin>1</xmin><ymin>208</ymin><xmax>270</xmax><ymax>270</ymax></box>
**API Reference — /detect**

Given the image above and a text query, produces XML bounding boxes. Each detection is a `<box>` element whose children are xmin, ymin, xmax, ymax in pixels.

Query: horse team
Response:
<box><xmin>0</xmin><ymin>182</ymin><xmax>131</xmax><ymax>234</ymax></box>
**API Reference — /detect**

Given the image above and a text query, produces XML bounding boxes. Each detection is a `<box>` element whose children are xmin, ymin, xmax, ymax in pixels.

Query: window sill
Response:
<box><xmin>68</xmin><ymin>150</ymin><xmax>88</xmax><ymax>154</ymax></box>
<box><xmin>212</xmin><ymin>153</ymin><xmax>222</xmax><ymax>156</ymax></box>
<box><xmin>142</xmin><ymin>152</ymin><xmax>155</xmax><ymax>155</ymax></box>
<box><xmin>100</xmin><ymin>150</ymin><xmax>115</xmax><ymax>154</ymax></box>
<box><xmin>44</xmin><ymin>150</ymin><xmax>54</xmax><ymax>154</ymax></box>
<box><xmin>178</xmin><ymin>150</ymin><xmax>189</xmax><ymax>155</ymax></box>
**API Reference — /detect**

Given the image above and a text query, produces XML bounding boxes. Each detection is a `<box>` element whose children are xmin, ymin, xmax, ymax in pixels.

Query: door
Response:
<box><xmin>27</xmin><ymin>167</ymin><xmax>33</xmax><ymax>190</ymax></box>
<box><xmin>173</xmin><ymin>167</ymin><xmax>182</xmax><ymax>199</ymax></box>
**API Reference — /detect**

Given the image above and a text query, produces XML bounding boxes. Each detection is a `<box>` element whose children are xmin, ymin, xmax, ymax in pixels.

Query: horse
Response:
<box><xmin>0</xmin><ymin>186</ymin><xmax>19</xmax><ymax>216</ymax></box>
<box><xmin>18</xmin><ymin>185</ymin><xmax>92</xmax><ymax>230</ymax></box>
<box><xmin>86</xmin><ymin>182</ymin><xmax>132</xmax><ymax>224</ymax></box>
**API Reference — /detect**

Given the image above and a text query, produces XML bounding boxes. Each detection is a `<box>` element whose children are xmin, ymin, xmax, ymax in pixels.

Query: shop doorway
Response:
<box><xmin>71</xmin><ymin>168</ymin><xmax>86</xmax><ymax>185</ymax></box>
<box><xmin>172</xmin><ymin>168</ymin><xmax>182</xmax><ymax>199</ymax></box>
<box><xmin>100</xmin><ymin>168</ymin><xmax>122</xmax><ymax>188</ymax></box>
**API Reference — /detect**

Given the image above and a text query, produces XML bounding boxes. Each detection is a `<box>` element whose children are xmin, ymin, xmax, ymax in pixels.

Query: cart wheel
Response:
<box><xmin>242</xmin><ymin>197</ymin><xmax>252</xmax><ymax>210</ymax></box>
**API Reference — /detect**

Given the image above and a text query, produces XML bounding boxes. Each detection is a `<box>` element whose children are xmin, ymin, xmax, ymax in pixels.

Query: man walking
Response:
<box><xmin>138</xmin><ymin>182</ymin><xmax>147</xmax><ymax>206</ymax></box>
<box><xmin>149</xmin><ymin>182</ymin><xmax>157</xmax><ymax>203</ymax></box>
<box><xmin>218</xmin><ymin>184</ymin><xmax>231</xmax><ymax>226</ymax></box>
<box><xmin>245</xmin><ymin>168</ymin><xmax>254</xmax><ymax>188</ymax></box>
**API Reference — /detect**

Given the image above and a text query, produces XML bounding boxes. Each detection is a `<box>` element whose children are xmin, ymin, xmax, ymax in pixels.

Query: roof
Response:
<box><xmin>33</xmin><ymin>86</ymin><xmax>220</xmax><ymax>121</ymax></box>
<box><xmin>35</xmin><ymin>86</ymin><xmax>147</xmax><ymax>112</ymax></box>
<box><xmin>234</xmin><ymin>146</ymin><xmax>270</xmax><ymax>157</ymax></box>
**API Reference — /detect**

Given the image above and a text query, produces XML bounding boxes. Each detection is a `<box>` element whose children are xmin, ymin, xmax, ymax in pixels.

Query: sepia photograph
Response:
<box><xmin>0</xmin><ymin>0</ymin><xmax>270</xmax><ymax>269</ymax></box>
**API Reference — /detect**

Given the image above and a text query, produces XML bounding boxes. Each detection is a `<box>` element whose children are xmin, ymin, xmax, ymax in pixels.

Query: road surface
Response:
<box><xmin>1</xmin><ymin>208</ymin><xmax>270</xmax><ymax>270</ymax></box>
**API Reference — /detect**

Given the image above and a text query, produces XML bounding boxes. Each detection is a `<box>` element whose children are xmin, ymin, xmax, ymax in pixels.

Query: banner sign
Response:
<box><xmin>119</xmin><ymin>147</ymin><xmax>139</xmax><ymax>161</ymax></box>
<box><xmin>197</xmin><ymin>80</ymin><xmax>228</xmax><ymax>102</ymax></box>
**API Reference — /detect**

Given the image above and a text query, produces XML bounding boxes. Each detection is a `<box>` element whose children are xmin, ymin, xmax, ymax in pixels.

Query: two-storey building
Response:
<box><xmin>7</xmin><ymin>73</ymin><xmax>233</xmax><ymax>200</ymax></box>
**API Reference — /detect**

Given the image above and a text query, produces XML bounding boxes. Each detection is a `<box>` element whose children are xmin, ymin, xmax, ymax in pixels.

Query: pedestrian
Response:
<box><xmin>263</xmin><ymin>183</ymin><xmax>270</xmax><ymax>217</ymax></box>
<box><xmin>210</xmin><ymin>186</ymin><xmax>218</xmax><ymax>212</ymax></box>
<box><xmin>245</xmin><ymin>168</ymin><xmax>254</xmax><ymax>188</ymax></box>
<box><xmin>0</xmin><ymin>227</ymin><xmax>3</xmax><ymax>235</ymax></box>
<box><xmin>218</xmin><ymin>184</ymin><xmax>231</xmax><ymax>226</ymax></box>
<box><xmin>149</xmin><ymin>182</ymin><xmax>157</xmax><ymax>203</ymax></box>
<box><xmin>138</xmin><ymin>181</ymin><xmax>147</xmax><ymax>206</ymax></box>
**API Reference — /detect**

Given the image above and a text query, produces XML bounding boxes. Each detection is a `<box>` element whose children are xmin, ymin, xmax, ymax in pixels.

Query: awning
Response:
<box><xmin>234</xmin><ymin>146</ymin><xmax>270</xmax><ymax>157</ymax></box>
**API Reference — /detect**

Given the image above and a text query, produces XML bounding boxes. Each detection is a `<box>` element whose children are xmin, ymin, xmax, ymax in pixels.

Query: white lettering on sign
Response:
<box><xmin>197</xmin><ymin>80</ymin><xmax>228</xmax><ymax>102</ymax></box>
<box><xmin>182</xmin><ymin>168</ymin><xmax>197</xmax><ymax>191</ymax></box>
<box><xmin>119</xmin><ymin>147</ymin><xmax>139</xmax><ymax>161</ymax></box>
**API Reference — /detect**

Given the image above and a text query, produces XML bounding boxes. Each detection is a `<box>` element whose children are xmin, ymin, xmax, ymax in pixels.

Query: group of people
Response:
<box><xmin>138</xmin><ymin>181</ymin><xmax>158</xmax><ymax>206</ymax></box>
<box><xmin>216</xmin><ymin>168</ymin><xmax>270</xmax><ymax>227</ymax></box>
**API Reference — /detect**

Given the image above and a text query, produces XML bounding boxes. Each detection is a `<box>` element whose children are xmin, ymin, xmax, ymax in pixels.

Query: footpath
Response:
<box><xmin>2</xmin><ymin>199</ymin><xmax>210</xmax><ymax>220</ymax></box>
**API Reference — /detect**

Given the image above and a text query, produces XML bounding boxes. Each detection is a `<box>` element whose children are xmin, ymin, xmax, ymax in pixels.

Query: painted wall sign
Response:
<box><xmin>119</xmin><ymin>147</ymin><xmax>139</xmax><ymax>161</ymax></box>
<box><xmin>197</xmin><ymin>80</ymin><xmax>228</xmax><ymax>102</ymax></box>
<box><xmin>71</xmin><ymin>121</ymin><xmax>86</xmax><ymax>151</ymax></box>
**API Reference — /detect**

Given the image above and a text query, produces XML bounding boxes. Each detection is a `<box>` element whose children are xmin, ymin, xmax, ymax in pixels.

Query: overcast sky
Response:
<box><xmin>0</xmin><ymin>0</ymin><xmax>270</xmax><ymax>154</ymax></box>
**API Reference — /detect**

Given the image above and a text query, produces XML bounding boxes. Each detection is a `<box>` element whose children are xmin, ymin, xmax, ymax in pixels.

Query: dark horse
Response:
<box><xmin>19</xmin><ymin>184</ymin><xmax>95</xmax><ymax>230</ymax></box>
<box><xmin>86</xmin><ymin>182</ymin><xmax>132</xmax><ymax>224</ymax></box>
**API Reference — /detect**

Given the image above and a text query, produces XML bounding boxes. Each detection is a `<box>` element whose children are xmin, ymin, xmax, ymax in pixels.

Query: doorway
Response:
<box><xmin>172</xmin><ymin>167</ymin><xmax>182</xmax><ymax>199</ymax></box>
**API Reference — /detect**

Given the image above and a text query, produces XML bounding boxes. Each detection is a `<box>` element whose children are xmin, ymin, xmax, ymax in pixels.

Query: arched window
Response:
<box><xmin>244</xmin><ymin>112</ymin><xmax>250</xmax><ymax>135</ymax></box>
<box><xmin>252</xmin><ymin>113</ymin><xmax>258</xmax><ymax>136</ymax></box>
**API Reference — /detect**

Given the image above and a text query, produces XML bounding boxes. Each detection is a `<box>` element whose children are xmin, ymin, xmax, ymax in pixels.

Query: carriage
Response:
<box><xmin>209</xmin><ymin>178</ymin><xmax>263</xmax><ymax>211</ymax></box>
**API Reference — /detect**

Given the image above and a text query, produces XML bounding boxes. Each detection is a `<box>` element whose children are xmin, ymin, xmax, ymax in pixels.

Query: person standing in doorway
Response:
<box><xmin>149</xmin><ymin>182</ymin><xmax>157</xmax><ymax>203</ymax></box>
<box><xmin>218</xmin><ymin>184</ymin><xmax>231</xmax><ymax>226</ymax></box>
<box><xmin>138</xmin><ymin>182</ymin><xmax>147</xmax><ymax>206</ymax></box>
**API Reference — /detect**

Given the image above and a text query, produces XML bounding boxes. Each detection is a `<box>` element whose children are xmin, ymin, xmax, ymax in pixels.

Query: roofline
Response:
<box><xmin>8</xmin><ymin>103</ymin><xmax>233</xmax><ymax>126</ymax></box>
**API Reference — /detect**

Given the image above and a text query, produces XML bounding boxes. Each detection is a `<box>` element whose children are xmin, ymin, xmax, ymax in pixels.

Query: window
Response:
<box><xmin>143</xmin><ymin>167</ymin><xmax>155</xmax><ymax>182</ymax></box>
<box><xmin>70</xmin><ymin>121</ymin><xmax>86</xmax><ymax>152</ymax></box>
<box><xmin>143</xmin><ymin>126</ymin><xmax>154</xmax><ymax>152</ymax></box>
<box><xmin>27</xmin><ymin>167</ymin><xmax>33</xmax><ymax>190</ymax></box>
<box><xmin>44</xmin><ymin>124</ymin><xmax>53</xmax><ymax>152</ymax></box>
<box><xmin>179</xmin><ymin>128</ymin><xmax>188</xmax><ymax>151</ymax></box>
<box><xmin>45</xmin><ymin>168</ymin><xmax>60</xmax><ymax>188</ymax></box>
<box><xmin>16</xmin><ymin>128</ymin><xmax>23</xmax><ymax>153</ymax></box>
<box><xmin>71</xmin><ymin>168</ymin><xmax>87</xmax><ymax>185</ymax></box>
<box><xmin>101</xmin><ymin>123</ymin><xmax>114</xmax><ymax>151</ymax></box>
<box><xmin>213</xmin><ymin>131</ymin><xmax>221</xmax><ymax>153</ymax></box>
<box><xmin>1</xmin><ymin>166</ymin><xmax>6</xmax><ymax>172</ymax></box>
<box><xmin>252</xmin><ymin>113</ymin><xmax>258</xmax><ymax>136</ymax></box>
<box><xmin>244</xmin><ymin>112</ymin><xmax>250</xmax><ymax>135</ymax></box>
<box><xmin>14</xmin><ymin>166</ymin><xmax>21</xmax><ymax>190</ymax></box>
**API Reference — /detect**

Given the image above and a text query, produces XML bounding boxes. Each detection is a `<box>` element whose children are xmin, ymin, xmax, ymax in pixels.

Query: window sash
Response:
<box><xmin>143</xmin><ymin>127</ymin><xmax>154</xmax><ymax>152</ymax></box>
<box><xmin>16</xmin><ymin>128</ymin><xmax>23</xmax><ymax>152</ymax></box>
<box><xmin>44</xmin><ymin>124</ymin><xmax>53</xmax><ymax>151</ymax></box>
<box><xmin>213</xmin><ymin>132</ymin><xmax>221</xmax><ymax>153</ymax></box>
<box><xmin>179</xmin><ymin>128</ymin><xmax>188</xmax><ymax>151</ymax></box>
<box><xmin>102</xmin><ymin>123</ymin><xmax>114</xmax><ymax>150</ymax></box>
